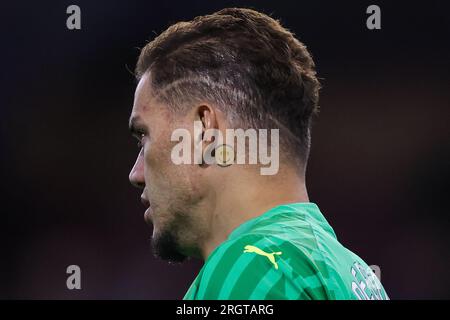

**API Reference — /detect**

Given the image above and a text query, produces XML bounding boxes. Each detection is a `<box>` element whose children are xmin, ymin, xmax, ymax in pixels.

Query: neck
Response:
<box><xmin>199</xmin><ymin>166</ymin><xmax>309</xmax><ymax>260</ymax></box>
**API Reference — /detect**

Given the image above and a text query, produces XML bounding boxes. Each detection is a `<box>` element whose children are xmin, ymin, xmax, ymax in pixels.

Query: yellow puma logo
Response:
<box><xmin>243</xmin><ymin>245</ymin><xmax>282</xmax><ymax>269</ymax></box>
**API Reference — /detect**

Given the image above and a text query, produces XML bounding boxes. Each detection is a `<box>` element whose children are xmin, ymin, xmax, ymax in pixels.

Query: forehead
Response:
<box><xmin>129</xmin><ymin>72</ymin><xmax>173</xmax><ymax>129</ymax></box>
<box><xmin>132</xmin><ymin>73</ymin><xmax>154</xmax><ymax>114</ymax></box>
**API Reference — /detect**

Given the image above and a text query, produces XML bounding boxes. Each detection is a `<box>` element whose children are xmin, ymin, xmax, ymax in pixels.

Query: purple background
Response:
<box><xmin>1</xmin><ymin>0</ymin><xmax>449</xmax><ymax>299</ymax></box>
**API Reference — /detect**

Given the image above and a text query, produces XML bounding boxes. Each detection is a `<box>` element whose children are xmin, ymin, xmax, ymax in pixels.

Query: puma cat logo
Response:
<box><xmin>243</xmin><ymin>245</ymin><xmax>282</xmax><ymax>269</ymax></box>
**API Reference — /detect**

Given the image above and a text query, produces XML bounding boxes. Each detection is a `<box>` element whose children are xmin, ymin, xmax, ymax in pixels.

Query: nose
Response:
<box><xmin>129</xmin><ymin>152</ymin><xmax>145</xmax><ymax>189</ymax></box>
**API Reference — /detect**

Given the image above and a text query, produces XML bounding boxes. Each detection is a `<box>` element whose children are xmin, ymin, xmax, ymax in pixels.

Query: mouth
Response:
<box><xmin>140</xmin><ymin>194</ymin><xmax>153</xmax><ymax>223</ymax></box>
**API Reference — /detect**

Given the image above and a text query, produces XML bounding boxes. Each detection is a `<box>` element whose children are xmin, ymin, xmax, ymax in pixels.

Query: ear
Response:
<box><xmin>195</xmin><ymin>104</ymin><xmax>220</xmax><ymax>166</ymax></box>
<box><xmin>197</xmin><ymin>104</ymin><xmax>218</xmax><ymax>134</ymax></box>
<box><xmin>196</xmin><ymin>104</ymin><xmax>220</xmax><ymax>145</ymax></box>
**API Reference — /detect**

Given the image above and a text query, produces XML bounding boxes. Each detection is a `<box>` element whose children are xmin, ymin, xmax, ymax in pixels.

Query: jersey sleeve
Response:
<box><xmin>194</xmin><ymin>233</ymin><xmax>330</xmax><ymax>300</ymax></box>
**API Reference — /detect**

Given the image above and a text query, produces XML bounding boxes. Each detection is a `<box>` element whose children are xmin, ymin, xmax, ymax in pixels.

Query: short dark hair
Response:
<box><xmin>136</xmin><ymin>7</ymin><xmax>320</xmax><ymax>166</ymax></box>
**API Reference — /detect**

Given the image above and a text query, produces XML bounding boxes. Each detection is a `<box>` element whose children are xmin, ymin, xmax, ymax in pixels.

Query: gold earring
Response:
<box><xmin>215</xmin><ymin>144</ymin><xmax>234</xmax><ymax>167</ymax></box>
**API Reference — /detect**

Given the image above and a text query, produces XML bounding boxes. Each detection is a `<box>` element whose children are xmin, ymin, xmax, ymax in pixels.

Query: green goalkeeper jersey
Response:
<box><xmin>183</xmin><ymin>202</ymin><xmax>389</xmax><ymax>300</ymax></box>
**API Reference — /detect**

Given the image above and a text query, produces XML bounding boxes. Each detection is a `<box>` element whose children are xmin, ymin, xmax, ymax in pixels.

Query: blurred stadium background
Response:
<box><xmin>0</xmin><ymin>0</ymin><xmax>449</xmax><ymax>299</ymax></box>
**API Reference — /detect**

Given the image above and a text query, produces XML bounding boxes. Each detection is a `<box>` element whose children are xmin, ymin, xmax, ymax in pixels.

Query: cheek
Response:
<box><xmin>143</xmin><ymin>124</ymin><xmax>199</xmax><ymax>195</ymax></box>
<box><xmin>143</xmin><ymin>139</ymin><xmax>176</xmax><ymax>188</ymax></box>
<box><xmin>143</xmin><ymin>138</ymin><xmax>164</xmax><ymax>171</ymax></box>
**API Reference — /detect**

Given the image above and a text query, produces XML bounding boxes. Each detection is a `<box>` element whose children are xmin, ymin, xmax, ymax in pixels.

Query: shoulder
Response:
<box><xmin>195</xmin><ymin>233</ymin><xmax>329</xmax><ymax>299</ymax></box>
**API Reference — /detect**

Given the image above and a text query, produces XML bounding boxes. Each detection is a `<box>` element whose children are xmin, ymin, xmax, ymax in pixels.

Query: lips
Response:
<box><xmin>140</xmin><ymin>195</ymin><xmax>150</xmax><ymax>208</ymax></box>
<box><xmin>140</xmin><ymin>194</ymin><xmax>153</xmax><ymax>223</ymax></box>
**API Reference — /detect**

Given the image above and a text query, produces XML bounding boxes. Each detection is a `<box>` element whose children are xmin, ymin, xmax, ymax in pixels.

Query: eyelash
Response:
<box><xmin>136</xmin><ymin>133</ymin><xmax>145</xmax><ymax>149</ymax></box>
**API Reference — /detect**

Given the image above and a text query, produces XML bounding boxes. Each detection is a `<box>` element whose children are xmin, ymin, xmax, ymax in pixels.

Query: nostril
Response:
<box><xmin>129</xmin><ymin>170</ymin><xmax>145</xmax><ymax>189</ymax></box>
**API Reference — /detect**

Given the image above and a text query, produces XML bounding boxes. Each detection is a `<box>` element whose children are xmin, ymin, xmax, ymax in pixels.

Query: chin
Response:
<box><xmin>151</xmin><ymin>226</ymin><xmax>187</xmax><ymax>263</ymax></box>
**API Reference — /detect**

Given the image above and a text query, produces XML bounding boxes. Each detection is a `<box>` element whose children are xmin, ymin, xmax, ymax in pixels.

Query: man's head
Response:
<box><xmin>129</xmin><ymin>8</ymin><xmax>320</xmax><ymax>262</ymax></box>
